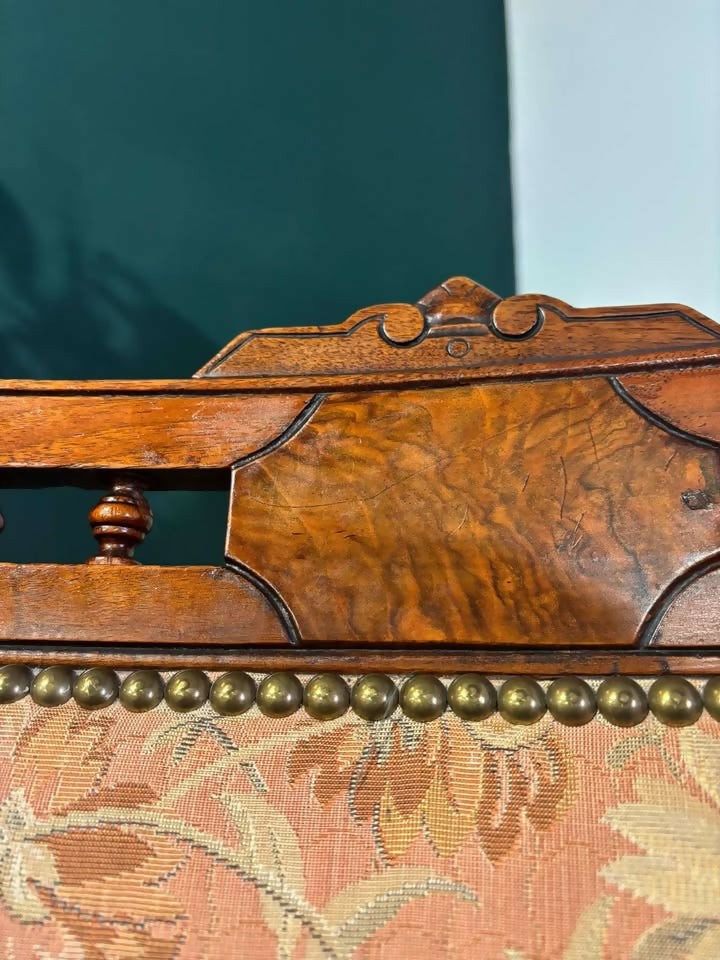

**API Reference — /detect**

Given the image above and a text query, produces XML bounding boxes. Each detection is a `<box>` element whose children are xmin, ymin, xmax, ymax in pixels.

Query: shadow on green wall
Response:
<box><xmin>0</xmin><ymin>183</ymin><xmax>228</xmax><ymax>565</ymax></box>
<box><xmin>0</xmin><ymin>184</ymin><xmax>216</xmax><ymax>378</ymax></box>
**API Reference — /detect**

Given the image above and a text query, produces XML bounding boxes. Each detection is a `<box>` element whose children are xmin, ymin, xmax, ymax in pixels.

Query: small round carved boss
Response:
<box><xmin>446</xmin><ymin>338</ymin><xmax>470</xmax><ymax>358</ymax></box>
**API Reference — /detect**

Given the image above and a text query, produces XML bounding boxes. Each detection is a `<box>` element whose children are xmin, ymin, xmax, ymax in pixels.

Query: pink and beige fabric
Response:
<box><xmin>0</xmin><ymin>678</ymin><xmax>717</xmax><ymax>959</ymax></box>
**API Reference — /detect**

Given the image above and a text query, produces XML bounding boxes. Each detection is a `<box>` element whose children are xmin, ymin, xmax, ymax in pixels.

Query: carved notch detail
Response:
<box><xmin>197</xmin><ymin>276</ymin><xmax>720</xmax><ymax>382</ymax></box>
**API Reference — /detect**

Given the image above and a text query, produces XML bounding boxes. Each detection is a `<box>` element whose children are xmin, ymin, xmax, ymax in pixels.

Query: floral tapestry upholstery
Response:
<box><xmin>0</xmin><ymin>676</ymin><xmax>717</xmax><ymax>960</ymax></box>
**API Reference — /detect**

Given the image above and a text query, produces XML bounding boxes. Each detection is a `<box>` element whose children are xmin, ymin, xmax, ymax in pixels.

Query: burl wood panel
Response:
<box><xmin>200</xmin><ymin>276</ymin><xmax>720</xmax><ymax>387</ymax></box>
<box><xmin>0</xmin><ymin>565</ymin><xmax>287</xmax><ymax>645</ymax></box>
<box><xmin>0</xmin><ymin>392</ymin><xmax>310</xmax><ymax>469</ymax></box>
<box><xmin>228</xmin><ymin>378</ymin><xmax>720</xmax><ymax>647</ymax></box>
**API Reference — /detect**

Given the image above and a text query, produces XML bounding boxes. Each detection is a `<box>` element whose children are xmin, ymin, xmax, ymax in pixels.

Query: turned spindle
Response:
<box><xmin>88</xmin><ymin>479</ymin><xmax>153</xmax><ymax>564</ymax></box>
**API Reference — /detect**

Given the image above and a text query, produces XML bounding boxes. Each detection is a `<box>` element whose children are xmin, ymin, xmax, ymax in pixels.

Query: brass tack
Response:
<box><xmin>547</xmin><ymin>677</ymin><xmax>596</xmax><ymax>726</ymax></box>
<box><xmin>597</xmin><ymin>677</ymin><xmax>648</xmax><ymax>727</ymax></box>
<box><xmin>498</xmin><ymin>677</ymin><xmax>546</xmax><ymax>724</ymax></box>
<box><xmin>0</xmin><ymin>665</ymin><xmax>33</xmax><ymax>703</ymax></box>
<box><xmin>400</xmin><ymin>675</ymin><xmax>447</xmax><ymax>722</ymax></box>
<box><xmin>120</xmin><ymin>670</ymin><xmax>165</xmax><ymax>712</ymax></box>
<box><xmin>210</xmin><ymin>672</ymin><xmax>256</xmax><ymax>716</ymax></box>
<box><xmin>31</xmin><ymin>666</ymin><xmax>75</xmax><ymax>707</ymax></box>
<box><xmin>304</xmin><ymin>673</ymin><xmax>350</xmax><ymax>721</ymax></box>
<box><xmin>256</xmin><ymin>672</ymin><xmax>303</xmax><ymax>718</ymax></box>
<box><xmin>351</xmin><ymin>674</ymin><xmax>398</xmax><ymax>721</ymax></box>
<box><xmin>74</xmin><ymin>667</ymin><xmax>119</xmax><ymax>710</ymax></box>
<box><xmin>648</xmin><ymin>676</ymin><xmax>703</xmax><ymax>727</ymax></box>
<box><xmin>165</xmin><ymin>669</ymin><xmax>210</xmax><ymax>713</ymax></box>
<box><xmin>703</xmin><ymin>676</ymin><xmax>720</xmax><ymax>721</ymax></box>
<box><xmin>447</xmin><ymin>674</ymin><xmax>496</xmax><ymax>721</ymax></box>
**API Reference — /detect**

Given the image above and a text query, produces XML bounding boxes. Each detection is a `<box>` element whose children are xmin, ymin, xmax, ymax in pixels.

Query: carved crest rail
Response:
<box><xmin>0</xmin><ymin>277</ymin><xmax>718</xmax><ymax>675</ymax></box>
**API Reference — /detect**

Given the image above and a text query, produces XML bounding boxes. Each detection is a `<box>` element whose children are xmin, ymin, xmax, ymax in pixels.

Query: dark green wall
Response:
<box><xmin>0</xmin><ymin>0</ymin><xmax>514</xmax><ymax>564</ymax></box>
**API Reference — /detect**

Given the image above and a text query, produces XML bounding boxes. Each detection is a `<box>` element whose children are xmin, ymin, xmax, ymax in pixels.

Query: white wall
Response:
<box><xmin>505</xmin><ymin>0</ymin><xmax>720</xmax><ymax>320</ymax></box>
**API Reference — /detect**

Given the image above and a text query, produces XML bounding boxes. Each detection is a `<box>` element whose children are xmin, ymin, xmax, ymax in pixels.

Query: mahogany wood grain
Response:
<box><xmin>617</xmin><ymin>366</ymin><xmax>720</xmax><ymax>445</ymax></box>
<box><xmin>0</xmin><ymin>564</ymin><xmax>287</xmax><ymax>645</ymax></box>
<box><xmin>228</xmin><ymin>377</ymin><xmax>720</xmax><ymax>648</ymax></box>
<box><xmin>0</xmin><ymin>392</ymin><xmax>311</xmax><ymax>469</ymax></box>
<box><xmin>646</xmin><ymin>566</ymin><xmax>720</xmax><ymax>647</ymax></box>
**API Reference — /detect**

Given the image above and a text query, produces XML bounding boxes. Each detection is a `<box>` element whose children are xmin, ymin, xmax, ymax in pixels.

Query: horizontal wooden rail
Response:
<box><xmin>0</xmin><ymin>564</ymin><xmax>288</xmax><ymax>645</ymax></box>
<box><xmin>0</xmin><ymin>645</ymin><xmax>716</xmax><ymax>677</ymax></box>
<box><xmin>0</xmin><ymin>392</ymin><xmax>310</xmax><ymax>468</ymax></box>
